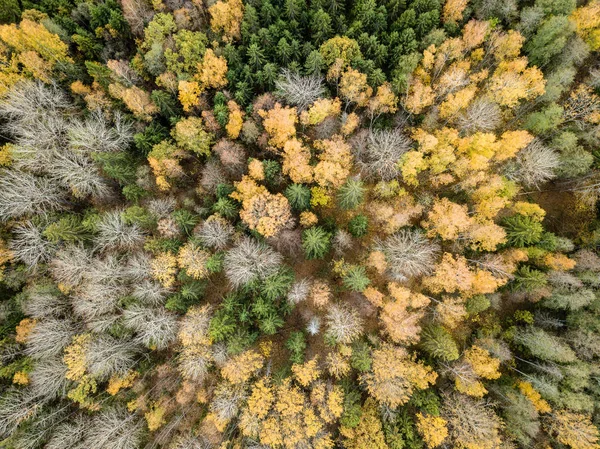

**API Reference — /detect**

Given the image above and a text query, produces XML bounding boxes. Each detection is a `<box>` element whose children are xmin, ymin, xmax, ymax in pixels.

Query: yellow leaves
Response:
<box><xmin>239</xmin><ymin>191</ymin><xmax>293</xmax><ymax>237</ymax></box>
<box><xmin>512</xmin><ymin>201</ymin><xmax>546</xmax><ymax>220</ymax></box>
<box><xmin>313</xmin><ymin>136</ymin><xmax>353</xmax><ymax>188</ymax></box>
<box><xmin>110</xmin><ymin>84</ymin><xmax>158</xmax><ymax>120</ymax></box>
<box><xmin>404</xmin><ymin>78</ymin><xmax>435</xmax><ymax>114</ymax></box>
<box><xmin>64</xmin><ymin>334</ymin><xmax>92</xmax><ymax>381</ymax></box>
<box><xmin>495</xmin><ymin>130</ymin><xmax>534</xmax><ymax>161</ymax></box>
<box><xmin>299</xmin><ymin>211</ymin><xmax>318</xmax><ymax>227</ymax></box>
<box><xmin>231</xmin><ymin>175</ymin><xmax>267</xmax><ymax>203</ymax></box>
<box><xmin>381</xmin><ymin>285</ymin><xmax>430</xmax><ymax>344</ymax></box>
<box><xmin>548</xmin><ymin>411</ymin><xmax>600</xmax><ymax>449</ymax></box>
<box><xmin>517</xmin><ymin>381</ymin><xmax>551</xmax><ymax>414</ymax></box>
<box><xmin>341</xmin><ymin>398</ymin><xmax>389</xmax><ymax>449</ymax></box>
<box><xmin>443</xmin><ymin>0</ymin><xmax>468</xmax><ymax>23</ymax></box>
<box><xmin>282</xmin><ymin>138</ymin><xmax>313</xmax><ymax>183</ymax></box>
<box><xmin>151</xmin><ymin>252</ymin><xmax>178</xmax><ymax>288</ymax></box>
<box><xmin>300</xmin><ymin>98</ymin><xmax>341</xmax><ymax>125</ymax></box>
<box><xmin>467</xmin><ymin>220</ymin><xmax>507</xmax><ymax>252</ymax></box>
<box><xmin>260</xmin><ymin>103</ymin><xmax>298</xmax><ymax>149</ymax></box>
<box><xmin>400</xmin><ymin>151</ymin><xmax>427</xmax><ymax>186</ymax></box>
<box><xmin>226</xmin><ymin>100</ymin><xmax>244</xmax><ymax>139</ymax></box>
<box><xmin>339</xmin><ymin>68</ymin><xmax>372</xmax><ymax>106</ymax></box>
<box><xmin>177</xmin><ymin>80</ymin><xmax>201</xmax><ymax>112</ymax></box>
<box><xmin>145</xmin><ymin>401</ymin><xmax>167</xmax><ymax>431</ymax></box>
<box><xmin>107</xmin><ymin>371</ymin><xmax>138</xmax><ymax>395</ymax></box>
<box><xmin>292</xmin><ymin>357</ymin><xmax>321</xmax><ymax>387</ymax></box>
<box><xmin>221</xmin><ymin>350</ymin><xmax>264</xmax><ymax>384</ymax></box>
<box><xmin>487</xmin><ymin>58</ymin><xmax>545</xmax><ymax>107</ymax></box>
<box><xmin>67</xmin><ymin>375</ymin><xmax>99</xmax><ymax>410</ymax></box>
<box><xmin>451</xmin><ymin>345</ymin><xmax>501</xmax><ymax>397</ymax></box>
<box><xmin>196</xmin><ymin>49</ymin><xmax>228</xmax><ymax>90</ymax></box>
<box><xmin>310</xmin><ymin>186</ymin><xmax>331</xmax><ymax>207</ymax></box>
<box><xmin>247</xmin><ymin>379</ymin><xmax>274</xmax><ymax>419</ymax></box>
<box><xmin>12</xmin><ymin>371</ymin><xmax>29</xmax><ymax>386</ymax></box>
<box><xmin>416</xmin><ymin>413</ymin><xmax>449</xmax><ymax>448</ymax></box>
<box><xmin>172</xmin><ymin>116</ymin><xmax>212</xmax><ymax>156</ymax></box>
<box><xmin>319</xmin><ymin>36</ymin><xmax>362</xmax><ymax>67</ymax></box>
<box><xmin>368</xmin><ymin>82</ymin><xmax>398</xmax><ymax>115</ymax></box>
<box><xmin>341</xmin><ymin>112</ymin><xmax>360</xmax><ymax>135</ymax></box>
<box><xmin>209</xmin><ymin>0</ymin><xmax>244</xmax><ymax>41</ymax></box>
<box><xmin>177</xmin><ymin>242</ymin><xmax>210</xmax><ymax>279</ymax></box>
<box><xmin>570</xmin><ymin>0</ymin><xmax>600</xmax><ymax>51</ymax></box>
<box><xmin>490</xmin><ymin>30</ymin><xmax>525</xmax><ymax>61</ymax></box>
<box><xmin>248</xmin><ymin>158</ymin><xmax>265</xmax><ymax>180</ymax></box>
<box><xmin>543</xmin><ymin>253</ymin><xmax>576</xmax><ymax>271</ymax></box>
<box><xmin>423</xmin><ymin>198</ymin><xmax>471</xmax><ymax>241</ymax></box>
<box><xmin>464</xmin><ymin>346</ymin><xmax>501</xmax><ymax>380</ymax></box>
<box><xmin>439</xmin><ymin>85</ymin><xmax>477</xmax><ymax>118</ymax></box>
<box><xmin>424</xmin><ymin>253</ymin><xmax>503</xmax><ymax>297</ymax></box>
<box><xmin>362</xmin><ymin>344</ymin><xmax>437</xmax><ymax>408</ymax></box>
<box><xmin>15</xmin><ymin>318</ymin><xmax>36</xmax><ymax>344</ymax></box>
<box><xmin>363</xmin><ymin>286</ymin><xmax>385</xmax><ymax>307</ymax></box>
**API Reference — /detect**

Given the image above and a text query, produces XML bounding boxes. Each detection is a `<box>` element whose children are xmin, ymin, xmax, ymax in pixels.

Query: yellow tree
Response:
<box><xmin>313</xmin><ymin>136</ymin><xmax>353</xmax><ymax>188</ymax></box>
<box><xmin>260</xmin><ymin>103</ymin><xmax>298</xmax><ymax>149</ymax></box>
<box><xmin>339</xmin><ymin>68</ymin><xmax>372</xmax><ymax>106</ymax></box>
<box><xmin>416</xmin><ymin>413</ymin><xmax>449</xmax><ymax>448</ymax></box>
<box><xmin>196</xmin><ymin>49</ymin><xmax>228</xmax><ymax>90</ymax></box>
<box><xmin>546</xmin><ymin>411</ymin><xmax>600</xmax><ymax>449</ymax></box>
<box><xmin>380</xmin><ymin>284</ymin><xmax>430</xmax><ymax>344</ymax></box>
<box><xmin>209</xmin><ymin>0</ymin><xmax>244</xmax><ymax>41</ymax></box>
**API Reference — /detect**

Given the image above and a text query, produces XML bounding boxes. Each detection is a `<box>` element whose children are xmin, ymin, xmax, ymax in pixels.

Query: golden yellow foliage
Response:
<box><xmin>300</xmin><ymin>98</ymin><xmax>342</xmax><ymax>125</ymax></box>
<box><xmin>517</xmin><ymin>381</ymin><xmax>551</xmax><ymax>414</ymax></box>
<box><xmin>368</xmin><ymin>82</ymin><xmax>398</xmax><ymax>116</ymax></box>
<box><xmin>423</xmin><ymin>198</ymin><xmax>472</xmax><ymax>240</ymax></box>
<box><xmin>110</xmin><ymin>84</ymin><xmax>158</xmax><ymax>120</ymax></box>
<box><xmin>177</xmin><ymin>80</ymin><xmax>202</xmax><ymax>112</ymax></box>
<box><xmin>339</xmin><ymin>68</ymin><xmax>372</xmax><ymax>106</ymax></box>
<box><xmin>543</xmin><ymin>253</ymin><xmax>576</xmax><ymax>271</ymax></box>
<box><xmin>548</xmin><ymin>411</ymin><xmax>600</xmax><ymax>449</ymax></box>
<box><xmin>0</xmin><ymin>144</ymin><xmax>13</xmax><ymax>167</ymax></box>
<box><xmin>292</xmin><ymin>357</ymin><xmax>321</xmax><ymax>387</ymax></box>
<box><xmin>107</xmin><ymin>371</ymin><xmax>138</xmax><ymax>395</ymax></box>
<box><xmin>248</xmin><ymin>158</ymin><xmax>265</xmax><ymax>180</ymax></box>
<box><xmin>196</xmin><ymin>49</ymin><xmax>228</xmax><ymax>90</ymax></box>
<box><xmin>226</xmin><ymin>100</ymin><xmax>244</xmax><ymax>139</ymax></box>
<box><xmin>381</xmin><ymin>285</ymin><xmax>430</xmax><ymax>344</ymax></box>
<box><xmin>570</xmin><ymin>1</ymin><xmax>600</xmax><ymax>51</ymax></box>
<box><xmin>417</xmin><ymin>413</ymin><xmax>449</xmax><ymax>448</ymax></box>
<box><xmin>260</xmin><ymin>103</ymin><xmax>298</xmax><ymax>149</ymax></box>
<box><xmin>443</xmin><ymin>0</ymin><xmax>468</xmax><ymax>22</ymax></box>
<box><xmin>340</xmin><ymin>398</ymin><xmax>389</xmax><ymax>449</ymax></box>
<box><xmin>12</xmin><ymin>371</ymin><xmax>29</xmax><ymax>386</ymax></box>
<box><xmin>15</xmin><ymin>318</ymin><xmax>36</xmax><ymax>344</ymax></box>
<box><xmin>177</xmin><ymin>242</ymin><xmax>210</xmax><ymax>279</ymax></box>
<box><xmin>341</xmin><ymin>112</ymin><xmax>360</xmax><ymax>135</ymax></box>
<box><xmin>221</xmin><ymin>350</ymin><xmax>264</xmax><ymax>384</ymax></box>
<box><xmin>209</xmin><ymin>0</ymin><xmax>244</xmax><ymax>41</ymax></box>
<box><xmin>282</xmin><ymin>138</ymin><xmax>313</xmax><ymax>183</ymax></box>
<box><xmin>151</xmin><ymin>252</ymin><xmax>178</xmax><ymax>288</ymax></box>
<box><xmin>145</xmin><ymin>401</ymin><xmax>167</xmax><ymax>431</ymax></box>
<box><xmin>299</xmin><ymin>211</ymin><xmax>318</xmax><ymax>227</ymax></box>
<box><xmin>239</xmin><ymin>191</ymin><xmax>293</xmax><ymax>237</ymax></box>
<box><xmin>64</xmin><ymin>334</ymin><xmax>92</xmax><ymax>381</ymax></box>
<box><xmin>313</xmin><ymin>136</ymin><xmax>353</xmax><ymax>188</ymax></box>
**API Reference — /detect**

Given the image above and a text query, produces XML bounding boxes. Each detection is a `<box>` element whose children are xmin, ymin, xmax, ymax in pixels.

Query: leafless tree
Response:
<box><xmin>442</xmin><ymin>391</ymin><xmax>503</xmax><ymax>449</ymax></box>
<box><xmin>209</xmin><ymin>383</ymin><xmax>248</xmax><ymax>423</ymax></box>
<box><xmin>200</xmin><ymin>159</ymin><xmax>228</xmax><ymax>192</ymax></box>
<box><xmin>332</xmin><ymin>229</ymin><xmax>353</xmax><ymax>255</ymax></box>
<box><xmin>0</xmin><ymin>81</ymin><xmax>72</xmax><ymax>126</ymax></box>
<box><xmin>45</xmin><ymin>414</ymin><xmax>90</xmax><ymax>449</ymax></box>
<box><xmin>196</xmin><ymin>215</ymin><xmax>235</xmax><ymax>250</ymax></box>
<box><xmin>22</xmin><ymin>289</ymin><xmax>69</xmax><ymax>319</ymax></box>
<box><xmin>0</xmin><ymin>389</ymin><xmax>41</xmax><ymax>438</ymax></box>
<box><xmin>85</xmin><ymin>335</ymin><xmax>140</xmax><ymax>381</ymax></box>
<box><xmin>82</xmin><ymin>407</ymin><xmax>145</xmax><ymax>449</ymax></box>
<box><xmin>71</xmin><ymin>282</ymin><xmax>126</xmax><ymax>320</ymax></box>
<box><xmin>169</xmin><ymin>433</ymin><xmax>213</xmax><ymax>449</ymax></box>
<box><xmin>505</xmin><ymin>139</ymin><xmax>559</xmax><ymax>189</ymax></box>
<box><xmin>123</xmin><ymin>305</ymin><xmax>178</xmax><ymax>350</ymax></box>
<box><xmin>352</xmin><ymin>129</ymin><xmax>413</xmax><ymax>181</ymax></box>
<box><xmin>9</xmin><ymin>220</ymin><xmax>56</xmax><ymax>269</ymax></box>
<box><xmin>324</xmin><ymin>304</ymin><xmax>364</xmax><ymax>344</ymax></box>
<box><xmin>146</xmin><ymin>196</ymin><xmax>177</xmax><ymax>219</ymax></box>
<box><xmin>213</xmin><ymin>139</ymin><xmax>247</xmax><ymax>176</ymax></box>
<box><xmin>24</xmin><ymin>318</ymin><xmax>76</xmax><ymax>360</ymax></box>
<box><xmin>306</xmin><ymin>316</ymin><xmax>321</xmax><ymax>336</ymax></box>
<box><xmin>376</xmin><ymin>229</ymin><xmax>440</xmax><ymax>281</ymax></box>
<box><xmin>124</xmin><ymin>251</ymin><xmax>153</xmax><ymax>281</ymax></box>
<box><xmin>131</xmin><ymin>279</ymin><xmax>170</xmax><ymax>306</ymax></box>
<box><xmin>287</xmin><ymin>278</ymin><xmax>311</xmax><ymax>305</ymax></box>
<box><xmin>224</xmin><ymin>237</ymin><xmax>283</xmax><ymax>288</ymax></box>
<box><xmin>275</xmin><ymin>69</ymin><xmax>325</xmax><ymax>111</ymax></box>
<box><xmin>68</xmin><ymin>110</ymin><xmax>133</xmax><ymax>153</ymax></box>
<box><xmin>50</xmin><ymin>245</ymin><xmax>93</xmax><ymax>287</ymax></box>
<box><xmin>28</xmin><ymin>357</ymin><xmax>69</xmax><ymax>400</ymax></box>
<box><xmin>50</xmin><ymin>150</ymin><xmax>112</xmax><ymax>200</ymax></box>
<box><xmin>95</xmin><ymin>210</ymin><xmax>145</xmax><ymax>252</ymax></box>
<box><xmin>457</xmin><ymin>99</ymin><xmax>501</xmax><ymax>134</ymax></box>
<box><xmin>0</xmin><ymin>170</ymin><xmax>65</xmax><ymax>220</ymax></box>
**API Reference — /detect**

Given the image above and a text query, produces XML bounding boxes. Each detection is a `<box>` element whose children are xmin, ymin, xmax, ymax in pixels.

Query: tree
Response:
<box><xmin>503</xmin><ymin>215</ymin><xmax>543</xmax><ymax>247</ymax></box>
<box><xmin>224</xmin><ymin>237</ymin><xmax>283</xmax><ymax>287</ymax></box>
<box><xmin>348</xmin><ymin>215</ymin><xmax>368</xmax><ymax>237</ymax></box>
<box><xmin>275</xmin><ymin>69</ymin><xmax>325</xmax><ymax>110</ymax></box>
<box><xmin>525</xmin><ymin>16</ymin><xmax>574</xmax><ymax>67</ymax></box>
<box><xmin>337</xmin><ymin>178</ymin><xmax>365</xmax><ymax>209</ymax></box>
<box><xmin>209</xmin><ymin>0</ymin><xmax>244</xmax><ymax>41</ymax></box>
<box><xmin>513</xmin><ymin>327</ymin><xmax>576</xmax><ymax>363</ymax></box>
<box><xmin>416</xmin><ymin>413</ymin><xmax>448</xmax><ymax>448</ymax></box>
<box><xmin>342</xmin><ymin>265</ymin><xmax>371</xmax><ymax>291</ymax></box>
<box><xmin>376</xmin><ymin>229</ymin><xmax>440</xmax><ymax>281</ymax></box>
<box><xmin>420</xmin><ymin>325</ymin><xmax>460</xmax><ymax>361</ymax></box>
<box><xmin>302</xmin><ymin>226</ymin><xmax>332</xmax><ymax>259</ymax></box>
<box><xmin>325</xmin><ymin>304</ymin><xmax>364</xmax><ymax>344</ymax></box>
<box><xmin>546</xmin><ymin>410</ymin><xmax>600</xmax><ymax>449</ymax></box>
<box><xmin>285</xmin><ymin>183</ymin><xmax>311</xmax><ymax>210</ymax></box>
<box><xmin>172</xmin><ymin>117</ymin><xmax>212</xmax><ymax>156</ymax></box>
<box><xmin>505</xmin><ymin>139</ymin><xmax>559</xmax><ymax>188</ymax></box>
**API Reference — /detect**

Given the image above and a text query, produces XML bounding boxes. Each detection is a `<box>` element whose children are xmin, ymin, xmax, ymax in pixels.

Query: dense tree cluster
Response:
<box><xmin>1</xmin><ymin>0</ymin><xmax>600</xmax><ymax>448</ymax></box>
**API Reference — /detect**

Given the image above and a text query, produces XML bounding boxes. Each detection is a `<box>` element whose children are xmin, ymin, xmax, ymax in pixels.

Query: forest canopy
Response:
<box><xmin>1</xmin><ymin>0</ymin><xmax>600</xmax><ymax>448</ymax></box>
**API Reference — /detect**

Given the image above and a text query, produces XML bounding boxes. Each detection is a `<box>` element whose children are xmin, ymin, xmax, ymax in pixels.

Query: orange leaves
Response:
<box><xmin>209</xmin><ymin>0</ymin><xmax>244</xmax><ymax>41</ymax></box>
<box><xmin>313</xmin><ymin>136</ymin><xmax>353</xmax><ymax>188</ymax></box>
<box><xmin>260</xmin><ymin>103</ymin><xmax>298</xmax><ymax>149</ymax></box>
<box><xmin>380</xmin><ymin>284</ymin><xmax>430</xmax><ymax>344</ymax></box>
<box><xmin>282</xmin><ymin>138</ymin><xmax>313</xmax><ymax>183</ymax></box>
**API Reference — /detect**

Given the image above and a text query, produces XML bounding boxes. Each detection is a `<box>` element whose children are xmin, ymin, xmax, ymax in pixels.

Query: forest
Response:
<box><xmin>0</xmin><ymin>0</ymin><xmax>600</xmax><ymax>447</ymax></box>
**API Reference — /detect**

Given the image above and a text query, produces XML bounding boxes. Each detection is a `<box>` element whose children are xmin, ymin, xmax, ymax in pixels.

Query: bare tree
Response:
<box><xmin>324</xmin><ymin>304</ymin><xmax>364</xmax><ymax>344</ymax></box>
<box><xmin>376</xmin><ymin>229</ymin><xmax>441</xmax><ymax>281</ymax></box>
<box><xmin>0</xmin><ymin>170</ymin><xmax>65</xmax><ymax>220</ymax></box>
<box><xmin>505</xmin><ymin>139</ymin><xmax>559</xmax><ymax>189</ymax></box>
<box><xmin>275</xmin><ymin>69</ymin><xmax>325</xmax><ymax>111</ymax></box>
<box><xmin>352</xmin><ymin>129</ymin><xmax>413</xmax><ymax>181</ymax></box>
<box><xmin>131</xmin><ymin>279</ymin><xmax>170</xmax><ymax>306</ymax></box>
<box><xmin>200</xmin><ymin>159</ymin><xmax>227</xmax><ymax>192</ymax></box>
<box><xmin>45</xmin><ymin>414</ymin><xmax>90</xmax><ymax>449</ymax></box>
<box><xmin>25</xmin><ymin>318</ymin><xmax>76</xmax><ymax>360</ymax></box>
<box><xmin>196</xmin><ymin>215</ymin><xmax>235</xmax><ymax>250</ymax></box>
<box><xmin>457</xmin><ymin>99</ymin><xmax>501</xmax><ymax>134</ymax></box>
<box><xmin>146</xmin><ymin>196</ymin><xmax>177</xmax><ymax>219</ymax></box>
<box><xmin>0</xmin><ymin>81</ymin><xmax>72</xmax><ymax>126</ymax></box>
<box><xmin>50</xmin><ymin>245</ymin><xmax>93</xmax><ymax>287</ymax></box>
<box><xmin>95</xmin><ymin>210</ymin><xmax>145</xmax><ymax>252</ymax></box>
<box><xmin>68</xmin><ymin>110</ymin><xmax>133</xmax><ymax>153</ymax></box>
<box><xmin>123</xmin><ymin>305</ymin><xmax>178</xmax><ymax>350</ymax></box>
<box><xmin>50</xmin><ymin>150</ymin><xmax>112</xmax><ymax>200</ymax></box>
<box><xmin>22</xmin><ymin>289</ymin><xmax>69</xmax><ymax>319</ymax></box>
<box><xmin>71</xmin><ymin>282</ymin><xmax>126</xmax><ymax>320</ymax></box>
<box><xmin>209</xmin><ymin>383</ymin><xmax>248</xmax><ymax>423</ymax></box>
<box><xmin>287</xmin><ymin>278</ymin><xmax>311</xmax><ymax>305</ymax></box>
<box><xmin>9</xmin><ymin>220</ymin><xmax>56</xmax><ymax>269</ymax></box>
<box><xmin>170</xmin><ymin>433</ymin><xmax>213</xmax><ymax>449</ymax></box>
<box><xmin>85</xmin><ymin>335</ymin><xmax>140</xmax><ymax>381</ymax></box>
<box><xmin>332</xmin><ymin>229</ymin><xmax>353</xmax><ymax>255</ymax></box>
<box><xmin>224</xmin><ymin>237</ymin><xmax>283</xmax><ymax>288</ymax></box>
<box><xmin>82</xmin><ymin>407</ymin><xmax>144</xmax><ymax>449</ymax></box>
<box><xmin>306</xmin><ymin>316</ymin><xmax>321</xmax><ymax>336</ymax></box>
<box><xmin>28</xmin><ymin>357</ymin><xmax>69</xmax><ymax>400</ymax></box>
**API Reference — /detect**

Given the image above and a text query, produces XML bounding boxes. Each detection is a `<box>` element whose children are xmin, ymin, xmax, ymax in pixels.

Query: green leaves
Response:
<box><xmin>302</xmin><ymin>226</ymin><xmax>332</xmax><ymax>259</ymax></box>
